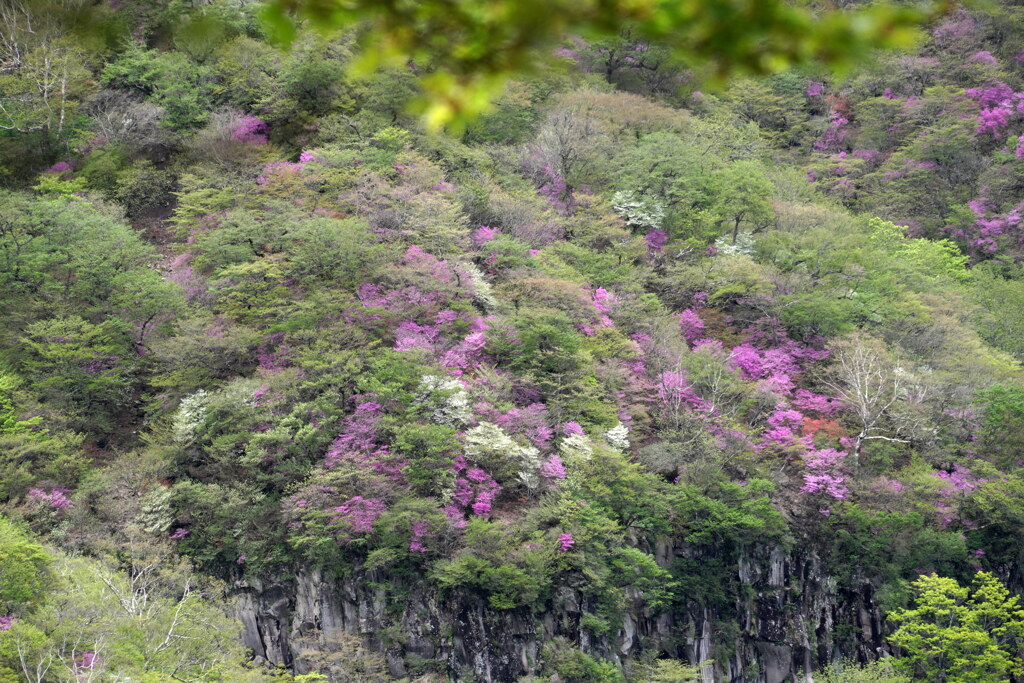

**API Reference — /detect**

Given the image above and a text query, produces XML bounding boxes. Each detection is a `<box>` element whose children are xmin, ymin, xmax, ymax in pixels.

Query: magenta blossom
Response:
<box><xmin>677</xmin><ymin>309</ymin><xmax>705</xmax><ymax>344</ymax></box>
<box><xmin>331</xmin><ymin>496</ymin><xmax>387</xmax><ymax>536</ymax></box>
<box><xmin>472</xmin><ymin>226</ymin><xmax>500</xmax><ymax>247</ymax></box>
<box><xmin>75</xmin><ymin>652</ymin><xmax>100</xmax><ymax>669</ymax></box>
<box><xmin>800</xmin><ymin>448</ymin><xmax>849</xmax><ymax>500</ymax></box>
<box><xmin>540</xmin><ymin>454</ymin><xmax>566</xmax><ymax>480</ymax></box>
<box><xmin>27</xmin><ymin>487</ymin><xmax>72</xmax><ymax>510</ymax></box>
<box><xmin>645</xmin><ymin>230</ymin><xmax>668</xmax><ymax>252</ymax></box>
<box><xmin>232</xmin><ymin>114</ymin><xmax>268</xmax><ymax>145</ymax></box>
<box><xmin>409</xmin><ymin>521</ymin><xmax>433</xmax><ymax>552</ymax></box>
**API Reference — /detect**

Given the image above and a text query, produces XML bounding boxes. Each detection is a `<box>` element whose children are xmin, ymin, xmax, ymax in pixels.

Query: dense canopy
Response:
<box><xmin>3</xmin><ymin>0</ymin><xmax>1024</xmax><ymax>682</ymax></box>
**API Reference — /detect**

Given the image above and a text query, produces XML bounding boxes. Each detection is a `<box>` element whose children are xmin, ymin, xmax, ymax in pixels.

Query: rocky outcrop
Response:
<box><xmin>234</xmin><ymin>543</ymin><xmax>889</xmax><ymax>682</ymax></box>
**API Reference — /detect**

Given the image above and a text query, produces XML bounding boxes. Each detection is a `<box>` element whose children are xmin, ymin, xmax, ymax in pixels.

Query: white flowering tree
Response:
<box><xmin>463</xmin><ymin>422</ymin><xmax>543</xmax><ymax>492</ymax></box>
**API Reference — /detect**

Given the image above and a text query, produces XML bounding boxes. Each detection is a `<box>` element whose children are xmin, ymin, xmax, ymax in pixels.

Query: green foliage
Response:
<box><xmin>606</xmin><ymin>547</ymin><xmax>674</xmax><ymax>610</ymax></box>
<box><xmin>541</xmin><ymin>637</ymin><xmax>623</xmax><ymax>683</ymax></box>
<box><xmin>631</xmin><ymin>659</ymin><xmax>702</xmax><ymax>683</ymax></box>
<box><xmin>0</xmin><ymin>516</ymin><xmax>51</xmax><ymax>610</ymax></box>
<box><xmin>112</xmin><ymin>161</ymin><xmax>178</xmax><ymax>220</ymax></box>
<box><xmin>887</xmin><ymin>572</ymin><xmax>1024</xmax><ymax>683</ymax></box>
<box><xmin>170</xmin><ymin>479</ymin><xmax>286</xmax><ymax>570</ymax></box>
<box><xmin>0</xmin><ymin>534</ymin><xmax>260</xmax><ymax>681</ymax></box>
<box><xmin>263</xmin><ymin>36</ymin><xmax>354</xmax><ymax>131</ymax></box>
<box><xmin>149</xmin><ymin>313</ymin><xmax>263</xmax><ymax>393</ymax></box>
<box><xmin>969</xmin><ymin>264</ymin><xmax>1024</xmax><ymax>360</ymax></box>
<box><xmin>213</xmin><ymin>255</ymin><xmax>293</xmax><ymax>324</ymax></box>
<box><xmin>960</xmin><ymin>476</ymin><xmax>1024</xmax><ymax>572</ymax></box>
<box><xmin>708</xmin><ymin>160</ymin><xmax>775</xmax><ymax>242</ymax></box>
<box><xmin>0</xmin><ymin>430</ymin><xmax>86</xmax><ymax>504</ymax></box>
<box><xmin>670</xmin><ymin>479</ymin><xmax>783</xmax><ymax>547</ymax></box>
<box><xmin>0</xmin><ymin>0</ymin><xmax>100</xmax><ymax>149</ymax></box>
<box><xmin>261</xmin><ymin>0</ymin><xmax>928</xmax><ymax>130</ymax></box>
<box><xmin>431</xmin><ymin>518</ymin><xmax>551</xmax><ymax>610</ymax></box>
<box><xmin>392</xmin><ymin>422</ymin><xmax>458</xmax><ymax>496</ymax></box>
<box><xmin>21</xmin><ymin>316</ymin><xmax>135</xmax><ymax>430</ymax></box>
<box><xmin>5</xmin><ymin>4</ymin><xmax>1024</xmax><ymax>680</ymax></box>
<box><xmin>508</xmin><ymin>308</ymin><xmax>586</xmax><ymax>376</ymax></box>
<box><xmin>284</xmin><ymin>217</ymin><xmax>377</xmax><ymax>285</ymax></box>
<box><xmin>102</xmin><ymin>44</ymin><xmax>215</xmax><ymax>130</ymax></box>
<box><xmin>0</xmin><ymin>373</ymin><xmax>43</xmax><ymax>439</ymax></box>
<box><xmin>822</xmin><ymin>503</ymin><xmax>966</xmax><ymax>585</ymax></box>
<box><xmin>0</xmin><ymin>192</ymin><xmax>157</xmax><ymax>316</ymax></box>
<box><xmin>573</xmin><ymin>448</ymin><xmax>671</xmax><ymax>533</ymax></box>
<box><xmin>724</xmin><ymin>77</ymin><xmax>809</xmax><ymax>146</ymax></box>
<box><xmin>816</xmin><ymin>659</ymin><xmax>910</xmax><ymax>683</ymax></box>
<box><xmin>977</xmin><ymin>385</ymin><xmax>1024</xmax><ymax>467</ymax></box>
<box><xmin>867</xmin><ymin>217</ymin><xmax>969</xmax><ymax>286</ymax></box>
<box><xmin>212</xmin><ymin>36</ymin><xmax>281</xmax><ymax>108</ymax></box>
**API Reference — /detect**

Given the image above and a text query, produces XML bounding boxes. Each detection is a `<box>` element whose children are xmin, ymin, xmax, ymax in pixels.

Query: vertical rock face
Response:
<box><xmin>234</xmin><ymin>544</ymin><xmax>888</xmax><ymax>682</ymax></box>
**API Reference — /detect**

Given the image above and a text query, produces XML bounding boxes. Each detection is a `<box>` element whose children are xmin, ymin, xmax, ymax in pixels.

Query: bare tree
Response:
<box><xmin>523</xmin><ymin>106</ymin><xmax>608</xmax><ymax>205</ymax></box>
<box><xmin>0</xmin><ymin>0</ymin><xmax>94</xmax><ymax>142</ymax></box>
<box><xmin>293</xmin><ymin>628</ymin><xmax>392</xmax><ymax>683</ymax></box>
<box><xmin>822</xmin><ymin>333</ymin><xmax>912</xmax><ymax>466</ymax></box>
<box><xmin>87</xmin><ymin>90</ymin><xmax>170</xmax><ymax>156</ymax></box>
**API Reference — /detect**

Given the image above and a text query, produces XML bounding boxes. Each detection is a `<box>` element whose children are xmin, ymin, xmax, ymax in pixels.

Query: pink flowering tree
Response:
<box><xmin>677</xmin><ymin>309</ymin><xmax>706</xmax><ymax>345</ymax></box>
<box><xmin>800</xmin><ymin>447</ymin><xmax>849</xmax><ymax>500</ymax></box>
<box><xmin>656</xmin><ymin>368</ymin><xmax>709</xmax><ymax>428</ymax></box>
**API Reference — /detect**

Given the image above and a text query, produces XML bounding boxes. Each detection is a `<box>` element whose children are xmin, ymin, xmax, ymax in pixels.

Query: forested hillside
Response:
<box><xmin>3</xmin><ymin>1</ymin><xmax>1024</xmax><ymax>681</ymax></box>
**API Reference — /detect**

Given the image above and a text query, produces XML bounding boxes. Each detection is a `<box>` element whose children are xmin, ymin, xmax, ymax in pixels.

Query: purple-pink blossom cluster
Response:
<box><xmin>645</xmin><ymin>230</ymin><xmax>668</xmax><ymax>252</ymax></box>
<box><xmin>677</xmin><ymin>309</ymin><xmax>705</xmax><ymax>345</ymax></box>
<box><xmin>166</xmin><ymin>251</ymin><xmax>206</xmax><ymax>302</ymax></box>
<box><xmin>409</xmin><ymin>520</ymin><xmax>434</xmax><ymax>553</ymax></box>
<box><xmin>256</xmin><ymin>160</ymin><xmax>308</xmax><ymax>185</ymax></box>
<box><xmin>657</xmin><ymin>370</ymin><xmax>709</xmax><ymax>412</ymax></box>
<box><xmin>969</xmin><ymin>50</ymin><xmax>998</xmax><ymax>66</ymax></box>
<box><xmin>762</xmin><ymin>407</ymin><xmax>805</xmax><ymax>446</ymax></box>
<box><xmin>964</xmin><ymin>82</ymin><xmax>1024</xmax><ymax>137</ymax></box>
<box><xmin>539</xmin><ymin>454</ymin><xmax>566</xmax><ymax>481</ymax></box>
<box><xmin>933</xmin><ymin>464</ymin><xmax>984</xmax><ymax>496</ymax></box>
<box><xmin>232</xmin><ymin>114</ymin><xmax>268</xmax><ymax>145</ymax></box>
<box><xmin>27</xmin><ymin>487</ymin><xmax>73</xmax><ymax>510</ymax></box>
<box><xmin>331</xmin><ymin>496</ymin><xmax>387</xmax><ymax>538</ymax></box>
<box><xmin>75</xmin><ymin>651</ymin><xmax>100</xmax><ymax>669</ymax></box>
<box><xmin>256</xmin><ymin>333</ymin><xmax>292</xmax><ymax>373</ymax></box>
<box><xmin>472</xmin><ymin>226</ymin><xmax>500</xmax><ymax>247</ymax></box>
<box><xmin>445</xmin><ymin>455</ymin><xmax>501</xmax><ymax>524</ymax></box>
<box><xmin>562</xmin><ymin>421</ymin><xmax>585</xmax><ymax>437</ymax></box>
<box><xmin>492</xmin><ymin>403</ymin><xmax>554</xmax><ymax>450</ymax></box>
<box><xmin>805</xmin><ymin>81</ymin><xmax>825</xmax><ymax>98</ymax></box>
<box><xmin>813</xmin><ymin>110</ymin><xmax>850</xmax><ymax>152</ymax></box>
<box><xmin>953</xmin><ymin>194</ymin><xmax>1024</xmax><ymax>256</ymax></box>
<box><xmin>590</xmin><ymin>288</ymin><xmax>616</xmax><ymax>329</ymax></box>
<box><xmin>438</xmin><ymin>323</ymin><xmax>490</xmax><ymax>376</ymax></box>
<box><xmin>536</xmin><ymin>166</ymin><xmax>576</xmax><ymax>217</ymax></box>
<box><xmin>324</xmin><ymin>400</ymin><xmax>405</xmax><ymax>481</ymax></box>
<box><xmin>792</xmin><ymin>389</ymin><xmax>842</xmax><ymax>416</ymax></box>
<box><xmin>800</xmin><ymin>448</ymin><xmax>849</xmax><ymax>500</ymax></box>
